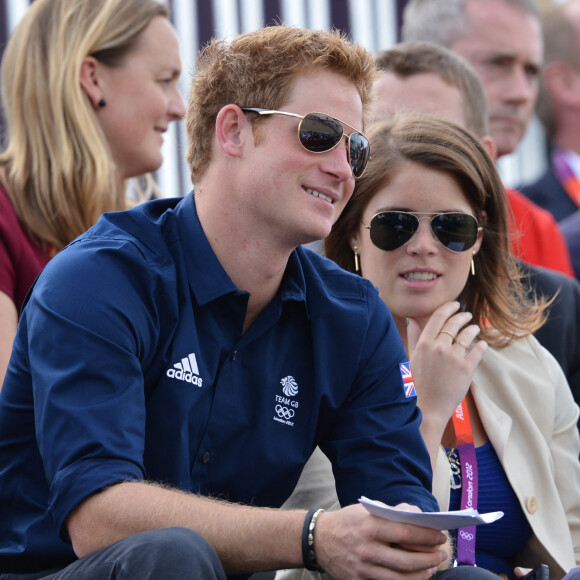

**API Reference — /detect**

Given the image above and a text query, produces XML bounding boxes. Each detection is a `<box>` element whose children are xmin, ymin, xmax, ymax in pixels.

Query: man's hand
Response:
<box><xmin>314</xmin><ymin>503</ymin><xmax>450</xmax><ymax>580</ymax></box>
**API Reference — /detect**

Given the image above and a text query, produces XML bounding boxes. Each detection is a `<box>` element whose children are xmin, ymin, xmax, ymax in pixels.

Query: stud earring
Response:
<box><xmin>471</xmin><ymin>251</ymin><xmax>476</xmax><ymax>276</ymax></box>
<box><xmin>98</xmin><ymin>98</ymin><xmax>107</xmax><ymax>108</ymax></box>
<box><xmin>353</xmin><ymin>246</ymin><xmax>360</xmax><ymax>274</ymax></box>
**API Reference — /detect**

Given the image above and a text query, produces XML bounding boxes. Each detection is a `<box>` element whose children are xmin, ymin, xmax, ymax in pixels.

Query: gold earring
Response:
<box><xmin>353</xmin><ymin>246</ymin><xmax>360</xmax><ymax>274</ymax></box>
<box><xmin>471</xmin><ymin>251</ymin><xmax>476</xmax><ymax>276</ymax></box>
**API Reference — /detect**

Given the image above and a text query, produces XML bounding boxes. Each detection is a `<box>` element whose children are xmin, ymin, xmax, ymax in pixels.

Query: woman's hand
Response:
<box><xmin>406</xmin><ymin>301</ymin><xmax>488</xmax><ymax>428</ymax></box>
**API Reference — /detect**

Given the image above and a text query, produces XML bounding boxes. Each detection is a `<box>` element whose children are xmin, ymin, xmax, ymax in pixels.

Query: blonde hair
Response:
<box><xmin>186</xmin><ymin>25</ymin><xmax>378</xmax><ymax>183</ymax></box>
<box><xmin>325</xmin><ymin>114</ymin><xmax>547</xmax><ymax>348</ymax></box>
<box><xmin>0</xmin><ymin>0</ymin><xmax>168</xmax><ymax>251</ymax></box>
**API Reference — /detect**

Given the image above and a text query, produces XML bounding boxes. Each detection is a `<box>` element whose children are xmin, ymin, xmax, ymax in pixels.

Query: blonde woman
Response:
<box><xmin>0</xmin><ymin>0</ymin><xmax>185</xmax><ymax>384</ymax></box>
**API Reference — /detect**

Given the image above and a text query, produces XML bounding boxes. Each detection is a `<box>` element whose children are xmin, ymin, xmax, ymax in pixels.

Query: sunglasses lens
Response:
<box><xmin>349</xmin><ymin>133</ymin><xmax>371</xmax><ymax>178</ymax></box>
<box><xmin>431</xmin><ymin>213</ymin><xmax>479</xmax><ymax>252</ymax></box>
<box><xmin>368</xmin><ymin>212</ymin><xmax>479</xmax><ymax>252</ymax></box>
<box><xmin>300</xmin><ymin>113</ymin><xmax>370</xmax><ymax>178</ymax></box>
<box><xmin>299</xmin><ymin>113</ymin><xmax>343</xmax><ymax>153</ymax></box>
<box><xmin>369</xmin><ymin>212</ymin><xmax>419</xmax><ymax>251</ymax></box>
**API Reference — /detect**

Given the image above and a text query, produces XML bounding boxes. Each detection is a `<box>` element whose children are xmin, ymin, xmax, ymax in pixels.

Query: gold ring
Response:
<box><xmin>439</xmin><ymin>330</ymin><xmax>456</xmax><ymax>340</ymax></box>
<box><xmin>455</xmin><ymin>339</ymin><xmax>470</xmax><ymax>351</ymax></box>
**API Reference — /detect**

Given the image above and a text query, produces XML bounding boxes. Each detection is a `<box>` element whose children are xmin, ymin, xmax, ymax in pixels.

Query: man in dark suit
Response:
<box><xmin>560</xmin><ymin>210</ymin><xmax>580</xmax><ymax>282</ymax></box>
<box><xmin>523</xmin><ymin>263</ymin><xmax>580</xmax><ymax>418</ymax></box>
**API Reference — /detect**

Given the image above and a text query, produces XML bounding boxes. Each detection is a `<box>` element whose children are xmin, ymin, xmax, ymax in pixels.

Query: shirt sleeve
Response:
<box><xmin>22</xmin><ymin>237</ymin><xmax>170</xmax><ymax>538</ymax></box>
<box><xmin>319</xmin><ymin>287</ymin><xmax>438</xmax><ymax>513</ymax></box>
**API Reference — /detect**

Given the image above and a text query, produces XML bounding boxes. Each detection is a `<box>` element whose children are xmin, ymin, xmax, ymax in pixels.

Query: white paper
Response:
<box><xmin>359</xmin><ymin>496</ymin><xmax>503</xmax><ymax>531</ymax></box>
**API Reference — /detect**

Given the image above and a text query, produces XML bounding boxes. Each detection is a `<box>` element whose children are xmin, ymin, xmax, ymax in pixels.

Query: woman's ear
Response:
<box><xmin>474</xmin><ymin>209</ymin><xmax>486</xmax><ymax>253</ymax></box>
<box><xmin>349</xmin><ymin>234</ymin><xmax>360</xmax><ymax>252</ymax></box>
<box><xmin>79</xmin><ymin>56</ymin><xmax>104</xmax><ymax>109</ymax></box>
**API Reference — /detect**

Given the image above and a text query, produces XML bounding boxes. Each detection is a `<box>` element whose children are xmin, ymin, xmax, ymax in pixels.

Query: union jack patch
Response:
<box><xmin>400</xmin><ymin>362</ymin><xmax>416</xmax><ymax>398</ymax></box>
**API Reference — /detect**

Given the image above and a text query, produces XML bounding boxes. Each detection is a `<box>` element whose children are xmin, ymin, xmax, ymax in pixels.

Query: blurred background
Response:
<box><xmin>0</xmin><ymin>0</ymin><xmax>567</xmax><ymax>197</ymax></box>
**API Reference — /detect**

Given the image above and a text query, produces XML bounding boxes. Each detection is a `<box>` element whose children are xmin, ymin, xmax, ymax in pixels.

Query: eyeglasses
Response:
<box><xmin>364</xmin><ymin>211</ymin><xmax>482</xmax><ymax>253</ymax></box>
<box><xmin>241</xmin><ymin>107</ymin><xmax>370</xmax><ymax>178</ymax></box>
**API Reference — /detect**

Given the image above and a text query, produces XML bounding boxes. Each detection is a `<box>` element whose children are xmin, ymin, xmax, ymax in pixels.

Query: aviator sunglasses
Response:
<box><xmin>365</xmin><ymin>211</ymin><xmax>482</xmax><ymax>253</ymax></box>
<box><xmin>241</xmin><ymin>108</ymin><xmax>370</xmax><ymax>178</ymax></box>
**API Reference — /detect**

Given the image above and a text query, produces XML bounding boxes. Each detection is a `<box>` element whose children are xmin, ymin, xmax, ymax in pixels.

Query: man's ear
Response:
<box><xmin>480</xmin><ymin>135</ymin><xmax>498</xmax><ymax>161</ymax></box>
<box><xmin>79</xmin><ymin>56</ymin><xmax>105</xmax><ymax>109</ymax></box>
<box><xmin>215</xmin><ymin>105</ymin><xmax>246</xmax><ymax>157</ymax></box>
<box><xmin>544</xmin><ymin>62</ymin><xmax>580</xmax><ymax>108</ymax></box>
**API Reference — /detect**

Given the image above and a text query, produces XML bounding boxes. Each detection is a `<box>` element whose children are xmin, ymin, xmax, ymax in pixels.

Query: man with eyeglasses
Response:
<box><xmin>0</xmin><ymin>25</ymin><xmax>458</xmax><ymax>580</ymax></box>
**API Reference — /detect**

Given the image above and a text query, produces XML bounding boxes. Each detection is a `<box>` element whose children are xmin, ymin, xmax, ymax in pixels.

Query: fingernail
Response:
<box><xmin>465</xmin><ymin>311</ymin><xmax>473</xmax><ymax>317</ymax></box>
<box><xmin>405</xmin><ymin>317</ymin><xmax>409</xmax><ymax>326</ymax></box>
<box><xmin>453</xmin><ymin>300</ymin><xmax>460</xmax><ymax>306</ymax></box>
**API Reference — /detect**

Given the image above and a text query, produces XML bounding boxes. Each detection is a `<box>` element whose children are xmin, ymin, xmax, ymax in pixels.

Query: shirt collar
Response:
<box><xmin>173</xmin><ymin>193</ymin><xmax>308</xmax><ymax>314</ymax></box>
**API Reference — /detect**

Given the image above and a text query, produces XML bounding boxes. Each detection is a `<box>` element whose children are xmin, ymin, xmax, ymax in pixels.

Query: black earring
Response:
<box><xmin>98</xmin><ymin>98</ymin><xmax>106</xmax><ymax>108</ymax></box>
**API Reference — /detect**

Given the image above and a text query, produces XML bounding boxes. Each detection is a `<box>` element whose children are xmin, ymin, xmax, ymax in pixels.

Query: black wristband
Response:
<box><xmin>301</xmin><ymin>508</ymin><xmax>324</xmax><ymax>572</ymax></box>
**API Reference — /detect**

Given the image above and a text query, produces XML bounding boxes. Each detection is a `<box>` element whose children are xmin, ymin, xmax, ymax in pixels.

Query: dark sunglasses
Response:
<box><xmin>365</xmin><ymin>211</ymin><xmax>482</xmax><ymax>252</ymax></box>
<box><xmin>241</xmin><ymin>107</ymin><xmax>370</xmax><ymax>178</ymax></box>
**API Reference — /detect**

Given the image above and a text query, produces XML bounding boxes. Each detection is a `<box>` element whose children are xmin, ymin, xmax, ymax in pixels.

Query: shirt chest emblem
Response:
<box><xmin>166</xmin><ymin>352</ymin><xmax>203</xmax><ymax>387</ymax></box>
<box><xmin>274</xmin><ymin>375</ymin><xmax>299</xmax><ymax>427</ymax></box>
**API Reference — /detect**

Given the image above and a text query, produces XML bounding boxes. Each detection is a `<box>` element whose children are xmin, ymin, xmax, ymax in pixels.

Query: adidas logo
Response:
<box><xmin>166</xmin><ymin>353</ymin><xmax>203</xmax><ymax>387</ymax></box>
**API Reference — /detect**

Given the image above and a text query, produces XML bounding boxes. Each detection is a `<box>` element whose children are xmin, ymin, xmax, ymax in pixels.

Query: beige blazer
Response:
<box><xmin>276</xmin><ymin>335</ymin><xmax>580</xmax><ymax>580</ymax></box>
<box><xmin>433</xmin><ymin>335</ymin><xmax>580</xmax><ymax>579</ymax></box>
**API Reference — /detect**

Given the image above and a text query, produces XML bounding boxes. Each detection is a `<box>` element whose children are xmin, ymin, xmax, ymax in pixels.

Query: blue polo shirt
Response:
<box><xmin>0</xmin><ymin>193</ymin><xmax>436</xmax><ymax>572</ymax></box>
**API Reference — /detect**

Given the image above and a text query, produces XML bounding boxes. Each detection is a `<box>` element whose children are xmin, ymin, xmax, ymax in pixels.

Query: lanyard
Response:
<box><xmin>452</xmin><ymin>397</ymin><xmax>478</xmax><ymax>566</ymax></box>
<box><xmin>552</xmin><ymin>149</ymin><xmax>580</xmax><ymax>209</ymax></box>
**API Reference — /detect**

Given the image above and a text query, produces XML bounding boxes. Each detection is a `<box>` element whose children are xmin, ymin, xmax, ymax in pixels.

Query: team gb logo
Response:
<box><xmin>280</xmin><ymin>376</ymin><xmax>298</xmax><ymax>397</ymax></box>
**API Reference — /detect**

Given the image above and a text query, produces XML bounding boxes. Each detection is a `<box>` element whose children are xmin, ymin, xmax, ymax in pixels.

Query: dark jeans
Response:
<box><xmin>433</xmin><ymin>567</ymin><xmax>504</xmax><ymax>580</ymax></box>
<box><xmin>0</xmin><ymin>527</ymin><xmax>226</xmax><ymax>580</ymax></box>
<box><xmin>0</xmin><ymin>531</ymin><xmax>499</xmax><ymax>580</ymax></box>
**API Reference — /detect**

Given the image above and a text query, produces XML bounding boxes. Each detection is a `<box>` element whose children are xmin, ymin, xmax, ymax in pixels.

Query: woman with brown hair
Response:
<box><xmin>282</xmin><ymin>113</ymin><xmax>580</xmax><ymax>580</ymax></box>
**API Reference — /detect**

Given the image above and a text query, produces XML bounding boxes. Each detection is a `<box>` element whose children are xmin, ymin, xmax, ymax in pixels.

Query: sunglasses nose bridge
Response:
<box><xmin>320</xmin><ymin>130</ymin><xmax>354</xmax><ymax>179</ymax></box>
<box><xmin>336</xmin><ymin>134</ymin><xmax>357</xmax><ymax>179</ymax></box>
<box><xmin>407</xmin><ymin>217</ymin><xmax>440</xmax><ymax>251</ymax></box>
<box><xmin>342</xmin><ymin>134</ymin><xmax>352</xmax><ymax>168</ymax></box>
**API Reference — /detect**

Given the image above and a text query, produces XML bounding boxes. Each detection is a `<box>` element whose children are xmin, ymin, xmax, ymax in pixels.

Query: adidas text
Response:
<box><xmin>166</xmin><ymin>368</ymin><xmax>203</xmax><ymax>387</ymax></box>
<box><xmin>167</xmin><ymin>353</ymin><xmax>203</xmax><ymax>387</ymax></box>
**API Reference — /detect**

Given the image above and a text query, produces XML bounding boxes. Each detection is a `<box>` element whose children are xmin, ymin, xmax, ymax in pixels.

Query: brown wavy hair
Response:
<box><xmin>325</xmin><ymin>114</ymin><xmax>547</xmax><ymax>348</ymax></box>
